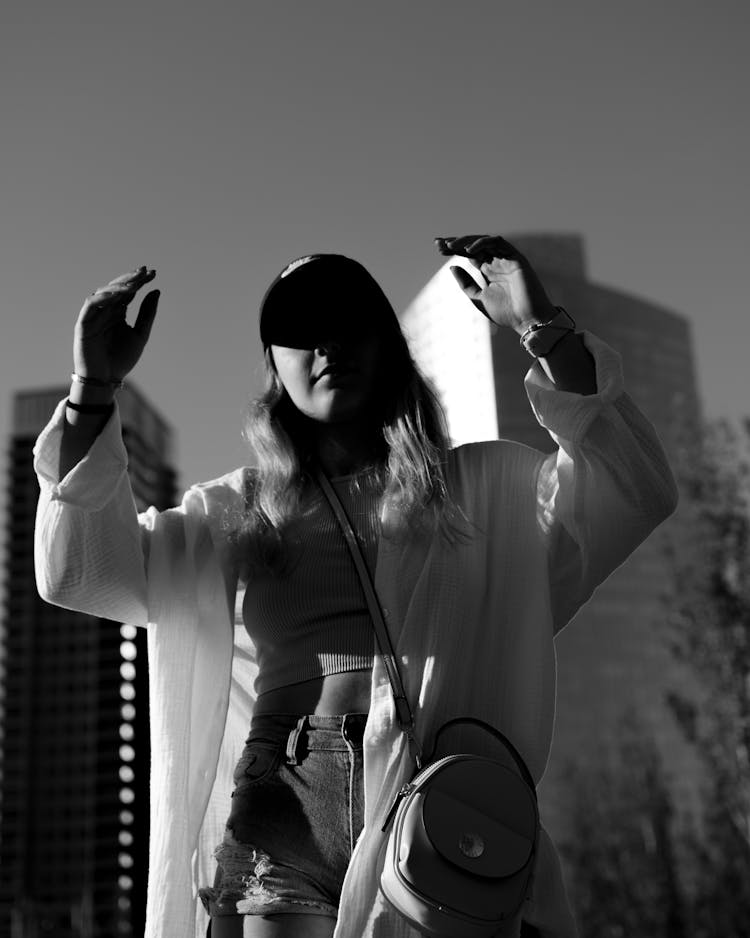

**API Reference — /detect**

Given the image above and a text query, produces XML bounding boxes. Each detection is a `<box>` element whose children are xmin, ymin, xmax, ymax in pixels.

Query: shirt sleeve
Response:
<box><xmin>32</xmin><ymin>396</ymin><xmax>223</xmax><ymax>629</ymax></box>
<box><xmin>525</xmin><ymin>330</ymin><xmax>679</xmax><ymax>633</ymax></box>
<box><xmin>33</xmin><ymin>397</ymin><xmax>156</xmax><ymax>625</ymax></box>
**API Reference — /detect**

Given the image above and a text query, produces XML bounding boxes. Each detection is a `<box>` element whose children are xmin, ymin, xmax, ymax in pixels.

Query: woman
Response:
<box><xmin>34</xmin><ymin>235</ymin><xmax>678</xmax><ymax>938</ymax></box>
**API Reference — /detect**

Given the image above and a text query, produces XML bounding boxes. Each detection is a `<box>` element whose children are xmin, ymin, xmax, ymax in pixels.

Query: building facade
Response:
<box><xmin>400</xmin><ymin>234</ymin><xmax>703</xmax><ymax>846</ymax></box>
<box><xmin>0</xmin><ymin>386</ymin><xmax>177</xmax><ymax>938</ymax></box>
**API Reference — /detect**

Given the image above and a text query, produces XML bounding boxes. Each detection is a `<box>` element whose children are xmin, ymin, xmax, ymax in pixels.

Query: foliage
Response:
<box><xmin>662</xmin><ymin>417</ymin><xmax>750</xmax><ymax>936</ymax></box>
<box><xmin>560</xmin><ymin>417</ymin><xmax>750</xmax><ymax>937</ymax></box>
<box><xmin>559</xmin><ymin>709</ymin><xmax>688</xmax><ymax>938</ymax></box>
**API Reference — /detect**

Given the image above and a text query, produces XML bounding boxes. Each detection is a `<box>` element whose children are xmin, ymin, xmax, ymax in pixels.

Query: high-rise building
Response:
<box><xmin>400</xmin><ymin>233</ymin><xmax>703</xmax><ymax>845</ymax></box>
<box><xmin>0</xmin><ymin>385</ymin><xmax>177</xmax><ymax>938</ymax></box>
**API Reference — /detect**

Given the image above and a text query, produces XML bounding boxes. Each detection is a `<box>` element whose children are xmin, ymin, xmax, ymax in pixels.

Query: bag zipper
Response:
<box><xmin>380</xmin><ymin>755</ymin><xmax>473</xmax><ymax>832</ymax></box>
<box><xmin>381</xmin><ymin>782</ymin><xmax>415</xmax><ymax>832</ymax></box>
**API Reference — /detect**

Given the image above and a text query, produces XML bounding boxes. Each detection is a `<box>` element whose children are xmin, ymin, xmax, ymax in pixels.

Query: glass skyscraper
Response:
<box><xmin>0</xmin><ymin>385</ymin><xmax>176</xmax><ymax>938</ymax></box>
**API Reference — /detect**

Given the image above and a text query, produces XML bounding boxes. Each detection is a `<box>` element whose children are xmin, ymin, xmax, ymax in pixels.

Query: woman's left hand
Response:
<box><xmin>435</xmin><ymin>234</ymin><xmax>557</xmax><ymax>333</ymax></box>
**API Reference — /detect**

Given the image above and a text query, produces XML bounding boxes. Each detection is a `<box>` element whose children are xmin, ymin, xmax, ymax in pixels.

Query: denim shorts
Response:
<box><xmin>198</xmin><ymin>712</ymin><xmax>367</xmax><ymax>922</ymax></box>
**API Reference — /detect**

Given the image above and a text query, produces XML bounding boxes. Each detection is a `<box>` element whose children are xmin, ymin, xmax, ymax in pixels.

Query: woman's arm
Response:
<box><xmin>35</xmin><ymin>398</ymin><xmax>151</xmax><ymax>625</ymax></box>
<box><xmin>59</xmin><ymin>378</ymin><xmax>116</xmax><ymax>479</ymax></box>
<box><xmin>533</xmin><ymin>330</ymin><xmax>597</xmax><ymax>395</ymax></box>
<box><xmin>433</xmin><ymin>234</ymin><xmax>677</xmax><ymax>631</ymax></box>
<box><xmin>527</xmin><ymin>332</ymin><xmax>679</xmax><ymax>633</ymax></box>
<box><xmin>58</xmin><ymin>264</ymin><xmax>159</xmax><ymax>478</ymax></box>
<box><xmin>36</xmin><ymin>265</ymin><xmax>162</xmax><ymax>620</ymax></box>
<box><xmin>36</xmin><ymin>391</ymin><xmax>245</xmax><ymax>630</ymax></box>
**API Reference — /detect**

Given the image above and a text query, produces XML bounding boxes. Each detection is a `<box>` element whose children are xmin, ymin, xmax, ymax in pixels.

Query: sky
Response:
<box><xmin>1</xmin><ymin>0</ymin><xmax>748</xmax><ymax>499</ymax></box>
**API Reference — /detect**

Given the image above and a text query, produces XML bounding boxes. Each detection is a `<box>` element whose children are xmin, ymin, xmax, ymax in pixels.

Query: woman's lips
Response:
<box><xmin>315</xmin><ymin>365</ymin><xmax>355</xmax><ymax>382</ymax></box>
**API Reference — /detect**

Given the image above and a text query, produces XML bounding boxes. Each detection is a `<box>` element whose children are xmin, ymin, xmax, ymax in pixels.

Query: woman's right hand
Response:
<box><xmin>73</xmin><ymin>266</ymin><xmax>160</xmax><ymax>383</ymax></box>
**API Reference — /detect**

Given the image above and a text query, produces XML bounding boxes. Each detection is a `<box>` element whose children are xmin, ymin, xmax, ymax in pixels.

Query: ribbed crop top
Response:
<box><xmin>242</xmin><ymin>469</ymin><xmax>384</xmax><ymax>696</ymax></box>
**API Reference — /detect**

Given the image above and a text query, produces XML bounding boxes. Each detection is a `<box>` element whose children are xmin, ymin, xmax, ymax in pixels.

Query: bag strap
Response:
<box><xmin>314</xmin><ymin>467</ymin><xmax>422</xmax><ymax>767</ymax></box>
<box><xmin>431</xmin><ymin>717</ymin><xmax>537</xmax><ymax>792</ymax></box>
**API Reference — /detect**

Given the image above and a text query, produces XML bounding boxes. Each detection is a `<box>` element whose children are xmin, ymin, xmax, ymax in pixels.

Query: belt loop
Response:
<box><xmin>285</xmin><ymin>715</ymin><xmax>308</xmax><ymax>765</ymax></box>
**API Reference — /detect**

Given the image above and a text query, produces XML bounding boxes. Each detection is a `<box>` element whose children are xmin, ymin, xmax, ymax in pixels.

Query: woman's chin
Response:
<box><xmin>311</xmin><ymin>389</ymin><xmax>372</xmax><ymax>424</ymax></box>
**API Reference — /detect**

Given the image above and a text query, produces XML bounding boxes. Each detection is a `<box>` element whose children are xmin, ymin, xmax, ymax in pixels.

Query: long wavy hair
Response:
<box><xmin>230</xmin><ymin>323</ymin><xmax>469</xmax><ymax>577</ymax></box>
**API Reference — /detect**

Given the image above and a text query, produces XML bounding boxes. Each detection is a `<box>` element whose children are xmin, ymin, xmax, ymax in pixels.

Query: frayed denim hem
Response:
<box><xmin>198</xmin><ymin>829</ymin><xmax>338</xmax><ymax>919</ymax></box>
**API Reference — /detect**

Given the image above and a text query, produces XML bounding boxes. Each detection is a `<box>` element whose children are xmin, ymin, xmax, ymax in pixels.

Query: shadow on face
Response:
<box><xmin>270</xmin><ymin>325</ymin><xmax>388</xmax><ymax>427</ymax></box>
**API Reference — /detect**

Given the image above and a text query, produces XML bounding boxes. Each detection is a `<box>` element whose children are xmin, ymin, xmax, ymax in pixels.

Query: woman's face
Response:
<box><xmin>271</xmin><ymin>326</ymin><xmax>386</xmax><ymax>426</ymax></box>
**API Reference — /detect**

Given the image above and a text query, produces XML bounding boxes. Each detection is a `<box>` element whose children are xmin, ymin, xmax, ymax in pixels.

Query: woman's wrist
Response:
<box><xmin>68</xmin><ymin>379</ymin><xmax>116</xmax><ymax>406</ymax></box>
<box><xmin>518</xmin><ymin>307</ymin><xmax>577</xmax><ymax>358</ymax></box>
<box><xmin>535</xmin><ymin>331</ymin><xmax>597</xmax><ymax>395</ymax></box>
<box><xmin>513</xmin><ymin>305</ymin><xmax>559</xmax><ymax>337</ymax></box>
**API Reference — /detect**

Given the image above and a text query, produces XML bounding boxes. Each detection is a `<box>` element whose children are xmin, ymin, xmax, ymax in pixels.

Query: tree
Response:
<box><xmin>559</xmin><ymin>708</ymin><xmax>688</xmax><ymax>938</ymax></box>
<box><xmin>560</xmin><ymin>417</ymin><xmax>750</xmax><ymax>937</ymax></box>
<box><xmin>662</xmin><ymin>416</ymin><xmax>750</xmax><ymax>937</ymax></box>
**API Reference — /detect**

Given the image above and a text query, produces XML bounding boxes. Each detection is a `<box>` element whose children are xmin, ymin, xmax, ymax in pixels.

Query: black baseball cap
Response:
<box><xmin>259</xmin><ymin>253</ymin><xmax>402</xmax><ymax>349</ymax></box>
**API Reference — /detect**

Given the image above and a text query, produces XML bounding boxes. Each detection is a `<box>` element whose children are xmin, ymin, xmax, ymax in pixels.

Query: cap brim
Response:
<box><xmin>263</xmin><ymin>302</ymin><xmax>367</xmax><ymax>348</ymax></box>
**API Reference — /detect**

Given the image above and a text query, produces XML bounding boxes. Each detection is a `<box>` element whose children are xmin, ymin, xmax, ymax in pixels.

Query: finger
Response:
<box><xmin>466</xmin><ymin>235</ymin><xmax>520</xmax><ymax>262</ymax></box>
<box><xmin>476</xmin><ymin>235</ymin><xmax>524</xmax><ymax>262</ymax></box>
<box><xmin>450</xmin><ymin>267</ymin><xmax>486</xmax><ymax>313</ymax></box>
<box><xmin>440</xmin><ymin>235</ymin><xmax>485</xmax><ymax>257</ymax></box>
<box><xmin>88</xmin><ymin>285</ymin><xmax>135</xmax><ymax>305</ymax></box>
<box><xmin>459</xmin><ymin>238</ymin><xmax>495</xmax><ymax>267</ymax></box>
<box><xmin>90</xmin><ymin>269</ymin><xmax>155</xmax><ymax>304</ymax></box>
<box><xmin>434</xmin><ymin>236</ymin><xmax>459</xmax><ymax>255</ymax></box>
<box><xmin>132</xmin><ymin>290</ymin><xmax>160</xmax><ymax>340</ymax></box>
<box><xmin>440</xmin><ymin>236</ymin><xmax>492</xmax><ymax>271</ymax></box>
<box><xmin>92</xmin><ymin>282</ymin><xmax>135</xmax><ymax>296</ymax></box>
<box><xmin>109</xmin><ymin>265</ymin><xmax>147</xmax><ymax>283</ymax></box>
<box><xmin>107</xmin><ymin>267</ymin><xmax>156</xmax><ymax>289</ymax></box>
<box><xmin>464</xmin><ymin>235</ymin><xmax>497</xmax><ymax>254</ymax></box>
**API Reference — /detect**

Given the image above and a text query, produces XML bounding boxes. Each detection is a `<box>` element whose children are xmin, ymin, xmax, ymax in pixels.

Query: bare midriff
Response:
<box><xmin>253</xmin><ymin>668</ymin><xmax>373</xmax><ymax>717</ymax></box>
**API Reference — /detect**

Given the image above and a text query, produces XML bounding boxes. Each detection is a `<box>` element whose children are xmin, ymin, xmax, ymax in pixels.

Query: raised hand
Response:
<box><xmin>74</xmin><ymin>266</ymin><xmax>159</xmax><ymax>383</ymax></box>
<box><xmin>435</xmin><ymin>235</ymin><xmax>557</xmax><ymax>333</ymax></box>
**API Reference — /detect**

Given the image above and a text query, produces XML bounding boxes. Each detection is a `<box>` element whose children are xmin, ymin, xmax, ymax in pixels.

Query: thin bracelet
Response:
<box><xmin>66</xmin><ymin>398</ymin><xmax>115</xmax><ymax>414</ymax></box>
<box><xmin>519</xmin><ymin>306</ymin><xmax>576</xmax><ymax>358</ymax></box>
<box><xmin>519</xmin><ymin>306</ymin><xmax>576</xmax><ymax>345</ymax></box>
<box><xmin>71</xmin><ymin>372</ymin><xmax>124</xmax><ymax>390</ymax></box>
